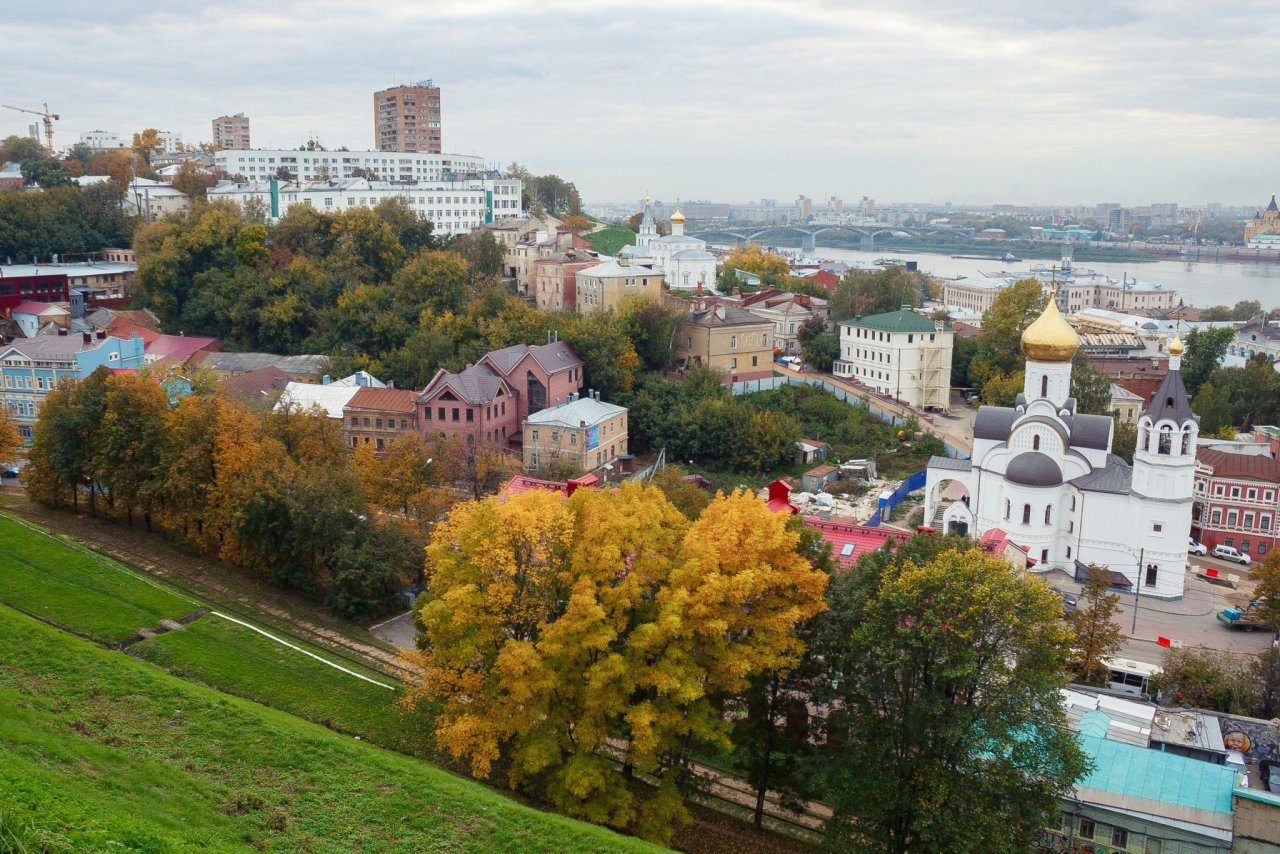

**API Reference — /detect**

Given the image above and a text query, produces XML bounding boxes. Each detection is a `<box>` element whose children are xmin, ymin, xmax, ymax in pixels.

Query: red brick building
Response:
<box><xmin>344</xmin><ymin>387</ymin><xmax>418</xmax><ymax>452</ymax></box>
<box><xmin>1086</xmin><ymin>354</ymin><xmax>1169</xmax><ymax>406</ymax></box>
<box><xmin>416</xmin><ymin>341</ymin><xmax>584</xmax><ymax>449</ymax></box>
<box><xmin>1191</xmin><ymin>448</ymin><xmax>1280</xmax><ymax>560</ymax></box>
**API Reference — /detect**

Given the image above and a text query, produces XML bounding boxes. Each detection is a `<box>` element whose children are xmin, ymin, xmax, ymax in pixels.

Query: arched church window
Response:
<box><xmin>1041</xmin><ymin>375</ymin><xmax>1048</xmax><ymax>398</ymax></box>
<box><xmin>1022</xmin><ymin>504</ymin><xmax>1031</xmax><ymax>525</ymax></box>
<box><xmin>1004</xmin><ymin>499</ymin><xmax>1011</xmax><ymax>520</ymax></box>
<box><xmin>1044</xmin><ymin>505</ymin><xmax>1052</xmax><ymax>525</ymax></box>
<box><xmin>1182</xmin><ymin>429</ymin><xmax>1192</xmax><ymax>456</ymax></box>
<box><xmin>1032</xmin><ymin>435</ymin><xmax>1040</xmax><ymax>451</ymax></box>
<box><xmin>1158</xmin><ymin>426</ymin><xmax>1172</xmax><ymax>455</ymax></box>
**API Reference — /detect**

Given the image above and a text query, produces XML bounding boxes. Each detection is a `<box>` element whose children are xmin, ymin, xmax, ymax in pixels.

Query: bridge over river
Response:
<box><xmin>688</xmin><ymin>224</ymin><xmax>975</xmax><ymax>252</ymax></box>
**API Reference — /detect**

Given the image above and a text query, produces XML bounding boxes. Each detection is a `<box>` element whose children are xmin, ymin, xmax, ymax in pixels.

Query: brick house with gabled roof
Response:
<box><xmin>417</xmin><ymin>341</ymin><xmax>585</xmax><ymax>449</ymax></box>
<box><xmin>343</xmin><ymin>386</ymin><xmax>418</xmax><ymax>452</ymax></box>
<box><xmin>417</xmin><ymin>363</ymin><xmax>518</xmax><ymax>447</ymax></box>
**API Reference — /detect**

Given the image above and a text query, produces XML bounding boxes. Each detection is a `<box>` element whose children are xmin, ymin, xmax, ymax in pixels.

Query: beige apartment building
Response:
<box><xmin>532</xmin><ymin>250</ymin><xmax>598</xmax><ymax>312</ymax></box>
<box><xmin>212</xmin><ymin>114</ymin><xmax>250</xmax><ymax>150</ymax></box>
<box><xmin>676</xmin><ymin>299</ymin><xmax>774</xmax><ymax>382</ymax></box>
<box><xmin>374</xmin><ymin>83</ymin><xmax>442</xmax><ymax>153</ymax></box>
<box><xmin>574</xmin><ymin>258</ymin><xmax>663</xmax><ymax>316</ymax></box>
<box><xmin>523</xmin><ymin>396</ymin><xmax>628</xmax><ymax>475</ymax></box>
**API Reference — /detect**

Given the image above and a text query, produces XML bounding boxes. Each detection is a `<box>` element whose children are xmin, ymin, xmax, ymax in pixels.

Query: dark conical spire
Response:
<box><xmin>1268</xmin><ymin>193</ymin><xmax>1279</xmax><ymax>213</ymax></box>
<box><xmin>1144</xmin><ymin>364</ymin><xmax>1196</xmax><ymax>425</ymax></box>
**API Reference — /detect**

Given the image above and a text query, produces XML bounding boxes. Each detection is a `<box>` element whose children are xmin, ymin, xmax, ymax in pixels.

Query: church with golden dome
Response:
<box><xmin>627</xmin><ymin>199</ymin><xmax>716</xmax><ymax>290</ymax></box>
<box><xmin>924</xmin><ymin>297</ymin><xmax>1198</xmax><ymax>599</ymax></box>
<box><xmin>1245</xmin><ymin>194</ymin><xmax>1280</xmax><ymax>249</ymax></box>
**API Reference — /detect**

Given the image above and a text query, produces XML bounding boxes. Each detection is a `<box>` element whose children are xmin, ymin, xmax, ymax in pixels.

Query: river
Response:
<box><xmin>713</xmin><ymin>244</ymin><xmax>1280</xmax><ymax>310</ymax></box>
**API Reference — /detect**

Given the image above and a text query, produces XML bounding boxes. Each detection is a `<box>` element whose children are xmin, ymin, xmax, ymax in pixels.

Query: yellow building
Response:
<box><xmin>574</xmin><ymin>258</ymin><xmax>663</xmax><ymax>316</ymax></box>
<box><xmin>676</xmin><ymin>299</ymin><xmax>774</xmax><ymax>382</ymax></box>
<box><xmin>523</xmin><ymin>395</ymin><xmax>628</xmax><ymax>475</ymax></box>
<box><xmin>1245</xmin><ymin>194</ymin><xmax>1280</xmax><ymax>245</ymax></box>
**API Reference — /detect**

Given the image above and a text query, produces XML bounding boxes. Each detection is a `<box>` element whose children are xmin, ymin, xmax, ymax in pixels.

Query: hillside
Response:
<box><xmin>586</xmin><ymin>223</ymin><xmax>637</xmax><ymax>256</ymax></box>
<box><xmin>0</xmin><ymin>514</ymin><xmax>660</xmax><ymax>853</ymax></box>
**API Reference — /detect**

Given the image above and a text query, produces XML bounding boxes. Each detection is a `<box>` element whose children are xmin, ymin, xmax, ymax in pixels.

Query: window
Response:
<box><xmin>1022</xmin><ymin>504</ymin><xmax>1031</xmax><ymax>525</ymax></box>
<box><xmin>551</xmin><ymin>431</ymin><xmax>559</xmax><ymax>443</ymax></box>
<box><xmin>375</xmin><ymin>418</ymin><xmax>383</xmax><ymax>429</ymax></box>
<box><xmin>1211</xmin><ymin>509</ymin><xmax>1222</xmax><ymax>525</ymax></box>
<box><xmin>1216</xmin><ymin>485</ymin><xmax>1224</xmax><ymax>496</ymax></box>
<box><xmin>752</xmin><ymin>356</ymin><xmax>758</xmax><ymax>367</ymax></box>
<box><xmin>731</xmin><ymin>358</ymin><xmax>738</xmax><ymax>370</ymax></box>
<box><xmin>1068</xmin><ymin>520</ymin><xmax>1074</xmax><ymax>533</ymax></box>
<box><xmin>1228</xmin><ymin>510</ymin><xmax>1238</xmax><ymax>527</ymax></box>
<box><xmin>531</xmin><ymin>429</ymin><xmax>539</xmax><ymax>442</ymax></box>
<box><xmin>1066</xmin><ymin>546</ymin><xmax>1072</xmax><ymax>558</ymax></box>
<box><xmin>1153</xmin><ymin>523</ymin><xmax>1162</xmax><ymax>533</ymax></box>
<box><xmin>362</xmin><ymin>418</ymin><xmax>370</xmax><ymax>427</ymax></box>
<box><xmin>351</xmin><ymin>416</ymin><xmax>359</xmax><ymax>426</ymax></box>
<box><xmin>1004</xmin><ymin>499</ymin><xmax>1010</xmax><ymax>520</ymax></box>
<box><xmin>1145</xmin><ymin>565</ymin><xmax>1158</xmax><ymax>587</ymax></box>
<box><xmin>1041</xmin><ymin>375</ymin><xmax>1048</xmax><ymax>398</ymax></box>
<box><xmin>1041</xmin><ymin>549</ymin><xmax>1049</xmax><ymax>565</ymax></box>
<box><xmin>1262</xmin><ymin>516</ymin><xmax>1272</xmax><ymax>531</ymax></box>
<box><xmin>1225</xmin><ymin>537</ymin><xmax>1235</xmax><ymax>548</ymax></box>
<box><xmin>451</xmin><ymin>408</ymin><xmax>459</xmax><ymax>422</ymax></box>
<box><xmin>1245</xmin><ymin>512</ymin><xmax>1255</xmax><ymax>529</ymax></box>
<box><xmin>1045</xmin><ymin>506</ymin><xmax>1052</xmax><ymax>525</ymax></box>
<box><xmin>840</xmin><ymin>543</ymin><xmax>855</xmax><ymax>557</ymax></box>
<box><xmin>1248</xmin><ymin>488</ymin><xmax>1258</xmax><ymax>500</ymax></box>
<box><xmin>730</xmin><ymin>335</ymin><xmax>737</xmax><ymax>349</ymax></box>
<box><xmin>1032</xmin><ymin>435</ymin><xmax>1040</xmax><ymax>451</ymax></box>
<box><xmin>1232</xmin><ymin>487</ymin><xmax>1241</xmax><ymax>498</ymax></box>
<box><xmin>1260</xmin><ymin>543</ymin><xmax>1269</xmax><ymax>556</ymax></box>
<box><xmin>1078</xmin><ymin>818</ymin><xmax>1095</xmax><ymax>840</ymax></box>
<box><xmin>1071</xmin><ymin>495</ymin><xmax>1076</xmax><ymax>511</ymax></box>
<box><xmin>1267</xmin><ymin>491</ymin><xmax>1275</xmax><ymax>502</ymax></box>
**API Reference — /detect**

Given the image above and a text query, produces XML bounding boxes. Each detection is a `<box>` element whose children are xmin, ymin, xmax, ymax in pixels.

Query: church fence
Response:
<box><xmin>866</xmin><ymin>469</ymin><xmax>928</xmax><ymax>528</ymax></box>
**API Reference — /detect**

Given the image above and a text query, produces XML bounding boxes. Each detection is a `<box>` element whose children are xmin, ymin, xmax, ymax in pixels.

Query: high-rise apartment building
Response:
<box><xmin>374</xmin><ymin>82</ymin><xmax>441</xmax><ymax>153</ymax></box>
<box><xmin>212</xmin><ymin>114</ymin><xmax>251</xmax><ymax>150</ymax></box>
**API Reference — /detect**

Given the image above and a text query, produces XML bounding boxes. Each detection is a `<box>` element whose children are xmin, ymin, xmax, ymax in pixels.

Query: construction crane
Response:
<box><xmin>1</xmin><ymin>102</ymin><xmax>60</xmax><ymax>154</ymax></box>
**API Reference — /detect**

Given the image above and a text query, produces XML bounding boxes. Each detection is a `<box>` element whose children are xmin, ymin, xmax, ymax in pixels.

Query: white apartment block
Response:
<box><xmin>833</xmin><ymin>309</ymin><xmax>954</xmax><ymax>411</ymax></box>
<box><xmin>942</xmin><ymin>273</ymin><xmax>1178</xmax><ymax>318</ymax></box>
<box><xmin>79</xmin><ymin>130</ymin><xmax>127</xmax><ymax>151</ymax></box>
<box><xmin>208</xmin><ymin>176</ymin><xmax>523</xmax><ymax>235</ymax></box>
<box><xmin>213</xmin><ymin>148</ymin><xmax>492</xmax><ymax>186</ymax></box>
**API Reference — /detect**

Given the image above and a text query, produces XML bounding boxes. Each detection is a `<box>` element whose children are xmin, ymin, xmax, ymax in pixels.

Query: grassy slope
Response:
<box><xmin>0</xmin><ymin>514</ymin><xmax>195</xmax><ymax>643</ymax></box>
<box><xmin>0</xmin><ymin>605</ymin><xmax>659</xmax><ymax>853</ymax></box>
<box><xmin>131</xmin><ymin>615</ymin><xmax>435</xmax><ymax>757</ymax></box>
<box><xmin>586</xmin><ymin>225</ymin><xmax>637</xmax><ymax>256</ymax></box>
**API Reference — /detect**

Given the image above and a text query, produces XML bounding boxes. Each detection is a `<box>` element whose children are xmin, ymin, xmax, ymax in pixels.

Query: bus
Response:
<box><xmin>1101</xmin><ymin>656</ymin><xmax>1162</xmax><ymax>698</ymax></box>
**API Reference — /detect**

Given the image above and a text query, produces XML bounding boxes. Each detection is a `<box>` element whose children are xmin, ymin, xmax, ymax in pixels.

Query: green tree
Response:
<box><xmin>1180</xmin><ymin>326</ymin><xmax>1234</xmax><ymax>397</ymax></box>
<box><xmin>813</xmin><ymin>536</ymin><xmax>1086</xmax><ymax>853</ymax></box>
<box><xmin>1111</xmin><ymin>415</ymin><xmax>1138</xmax><ymax>464</ymax></box>
<box><xmin>797</xmin><ymin>318</ymin><xmax>839</xmax><ymax>372</ymax></box>
<box><xmin>455</xmin><ymin>229</ymin><xmax>503</xmax><ymax>279</ymax></box>
<box><xmin>830</xmin><ymin>267</ymin><xmax>921</xmax><ymax>319</ymax></box>
<box><xmin>970</xmin><ymin>278</ymin><xmax>1047</xmax><ymax>401</ymax></box>
<box><xmin>1153</xmin><ymin>647</ymin><xmax>1256</xmax><ymax>714</ymax></box>
<box><xmin>1232</xmin><ymin>300</ymin><xmax>1263</xmax><ymax>321</ymax></box>
<box><xmin>1070</xmin><ymin>351</ymin><xmax>1113</xmax><ymax>415</ymax></box>
<box><xmin>620</xmin><ymin>297</ymin><xmax>684</xmax><ymax>372</ymax></box>
<box><xmin>0</xmin><ymin>134</ymin><xmax>48</xmax><ymax>163</ymax></box>
<box><xmin>1250</xmin><ymin>550</ymin><xmax>1280</xmax><ymax>631</ymax></box>
<box><xmin>392</xmin><ymin>249</ymin><xmax>470</xmax><ymax>315</ymax></box>
<box><xmin>20</xmin><ymin>158</ymin><xmax>74</xmax><ymax>187</ymax></box>
<box><xmin>94</xmin><ymin>373</ymin><xmax>170</xmax><ymax>528</ymax></box>
<box><xmin>1066</xmin><ymin>565</ymin><xmax>1124</xmax><ymax>685</ymax></box>
<box><xmin>950</xmin><ymin>334</ymin><xmax>979</xmax><ymax>390</ymax></box>
<box><xmin>1193</xmin><ymin>381</ymin><xmax>1235</xmax><ymax>435</ymax></box>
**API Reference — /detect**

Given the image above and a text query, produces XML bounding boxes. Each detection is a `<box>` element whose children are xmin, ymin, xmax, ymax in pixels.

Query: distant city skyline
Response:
<box><xmin>5</xmin><ymin>1</ymin><xmax>1277</xmax><ymax>206</ymax></box>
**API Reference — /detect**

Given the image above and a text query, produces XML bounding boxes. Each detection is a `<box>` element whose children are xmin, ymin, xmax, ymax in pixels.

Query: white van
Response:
<box><xmin>1213</xmin><ymin>545</ymin><xmax>1252</xmax><ymax>566</ymax></box>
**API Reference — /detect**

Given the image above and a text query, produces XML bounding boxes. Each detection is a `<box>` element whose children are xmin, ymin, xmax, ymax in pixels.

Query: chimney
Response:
<box><xmin>696</xmin><ymin>280</ymin><xmax>702</xmax><ymax>296</ymax></box>
<box><xmin>587</xmin><ymin>389</ymin><xmax>594</xmax><ymax>401</ymax></box>
<box><xmin>322</xmin><ymin>374</ymin><xmax>331</xmax><ymax>385</ymax></box>
<box><xmin>96</xmin><ymin>330</ymin><xmax>106</xmax><ymax>340</ymax></box>
<box><xmin>82</xmin><ymin>332</ymin><xmax>92</xmax><ymax>344</ymax></box>
<box><xmin>594</xmin><ymin>390</ymin><xmax>600</xmax><ymax>401</ymax></box>
<box><xmin>57</xmin><ymin>328</ymin><xmax>67</xmax><ymax>336</ymax></box>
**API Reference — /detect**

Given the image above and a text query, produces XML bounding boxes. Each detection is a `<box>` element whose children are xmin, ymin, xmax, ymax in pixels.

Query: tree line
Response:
<box><xmin>404</xmin><ymin>487</ymin><xmax>1088</xmax><ymax>849</ymax></box>
<box><xmin>21</xmin><ymin>368</ymin><xmax>519</xmax><ymax>619</ymax></box>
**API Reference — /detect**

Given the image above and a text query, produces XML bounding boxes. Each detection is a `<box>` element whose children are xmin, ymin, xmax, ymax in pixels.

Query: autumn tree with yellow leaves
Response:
<box><xmin>403</xmin><ymin>484</ymin><xmax>827</xmax><ymax>843</ymax></box>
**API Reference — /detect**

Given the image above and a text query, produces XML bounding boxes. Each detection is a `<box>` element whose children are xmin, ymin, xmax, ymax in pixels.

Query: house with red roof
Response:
<box><xmin>10</xmin><ymin>301</ymin><xmax>69</xmax><ymax>337</ymax></box>
<box><xmin>1192</xmin><ymin>448</ymin><xmax>1280</xmax><ymax>559</ymax></box>
<box><xmin>343</xmin><ymin>387</ymin><xmax>418</xmax><ymax>452</ymax></box>
<box><xmin>804</xmin><ymin>517</ymin><xmax>910</xmax><ymax>568</ymax></box>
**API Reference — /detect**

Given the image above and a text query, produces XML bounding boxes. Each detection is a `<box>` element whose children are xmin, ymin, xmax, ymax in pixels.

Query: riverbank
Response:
<box><xmin>748</xmin><ymin>230</ymin><xmax>1156</xmax><ymax>264</ymax></box>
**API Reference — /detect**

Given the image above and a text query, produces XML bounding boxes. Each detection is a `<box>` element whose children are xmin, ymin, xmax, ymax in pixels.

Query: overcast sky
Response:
<box><xmin>5</xmin><ymin>1</ymin><xmax>1278</xmax><ymax>207</ymax></box>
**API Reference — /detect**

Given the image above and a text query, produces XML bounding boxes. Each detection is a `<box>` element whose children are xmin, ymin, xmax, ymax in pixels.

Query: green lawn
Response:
<box><xmin>131</xmin><ymin>614</ymin><xmax>436</xmax><ymax>758</ymax></box>
<box><xmin>0</xmin><ymin>604</ymin><xmax>662</xmax><ymax>853</ymax></box>
<box><xmin>0</xmin><ymin>513</ymin><xmax>195</xmax><ymax>644</ymax></box>
<box><xmin>585</xmin><ymin>224</ymin><xmax>637</xmax><ymax>256</ymax></box>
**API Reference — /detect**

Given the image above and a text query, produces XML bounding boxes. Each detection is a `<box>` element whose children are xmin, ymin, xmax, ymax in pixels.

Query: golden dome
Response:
<box><xmin>670</xmin><ymin>207</ymin><xmax>686</xmax><ymax>224</ymax></box>
<box><xmin>1020</xmin><ymin>296</ymin><xmax>1079</xmax><ymax>362</ymax></box>
<box><xmin>1169</xmin><ymin>334</ymin><xmax>1184</xmax><ymax>357</ymax></box>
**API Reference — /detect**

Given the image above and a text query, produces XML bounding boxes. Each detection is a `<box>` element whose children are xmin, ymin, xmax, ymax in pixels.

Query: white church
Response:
<box><xmin>621</xmin><ymin>200</ymin><xmax>717</xmax><ymax>290</ymax></box>
<box><xmin>924</xmin><ymin>297</ymin><xmax>1197</xmax><ymax>599</ymax></box>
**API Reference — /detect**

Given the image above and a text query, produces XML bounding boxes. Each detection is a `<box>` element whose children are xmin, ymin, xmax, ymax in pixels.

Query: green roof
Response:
<box><xmin>840</xmin><ymin>309</ymin><xmax>952</xmax><ymax>334</ymax></box>
<box><xmin>1077</xmin><ymin>731</ymin><xmax>1237</xmax><ymax>816</ymax></box>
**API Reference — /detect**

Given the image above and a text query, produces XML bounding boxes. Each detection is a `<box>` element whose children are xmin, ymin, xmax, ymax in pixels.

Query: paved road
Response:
<box><xmin>1047</xmin><ymin>556</ymin><xmax>1274</xmax><ymax>667</ymax></box>
<box><xmin>371</xmin><ymin>611</ymin><xmax>416</xmax><ymax>650</ymax></box>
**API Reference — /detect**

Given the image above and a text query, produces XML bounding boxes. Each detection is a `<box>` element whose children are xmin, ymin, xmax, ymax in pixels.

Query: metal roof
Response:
<box><xmin>1005</xmin><ymin>452</ymin><xmax>1063</xmax><ymax>487</ymax></box>
<box><xmin>839</xmin><ymin>309</ymin><xmax>951</xmax><ymax>334</ymax></box>
<box><xmin>1143</xmin><ymin>368</ymin><xmax>1197</xmax><ymax>425</ymax></box>
<box><xmin>928</xmin><ymin>455</ymin><xmax>972</xmax><ymax>472</ymax></box>
<box><xmin>525</xmin><ymin>397</ymin><xmax>626</xmax><ymax>429</ymax></box>
<box><xmin>1070</xmin><ymin>460</ymin><xmax>1134</xmax><ymax>494</ymax></box>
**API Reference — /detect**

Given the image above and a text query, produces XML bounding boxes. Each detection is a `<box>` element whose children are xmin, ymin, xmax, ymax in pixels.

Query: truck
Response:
<box><xmin>1217</xmin><ymin>602</ymin><xmax>1269</xmax><ymax>631</ymax></box>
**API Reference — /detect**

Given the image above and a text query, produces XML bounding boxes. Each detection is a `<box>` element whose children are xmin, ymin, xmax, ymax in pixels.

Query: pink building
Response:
<box><xmin>416</xmin><ymin>341</ymin><xmax>584</xmax><ymax>449</ymax></box>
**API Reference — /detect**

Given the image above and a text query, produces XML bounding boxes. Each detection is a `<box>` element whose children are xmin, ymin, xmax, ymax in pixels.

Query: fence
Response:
<box><xmin>866</xmin><ymin>469</ymin><xmax>927</xmax><ymax>528</ymax></box>
<box><xmin>728</xmin><ymin>375</ymin><xmax>968</xmax><ymax>459</ymax></box>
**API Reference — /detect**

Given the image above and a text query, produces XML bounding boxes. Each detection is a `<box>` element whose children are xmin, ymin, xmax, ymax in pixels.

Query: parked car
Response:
<box><xmin>1053</xmin><ymin>589</ymin><xmax>1078</xmax><ymax>618</ymax></box>
<box><xmin>1212</xmin><ymin>544</ymin><xmax>1252</xmax><ymax>566</ymax></box>
<box><xmin>1188</xmin><ymin>537</ymin><xmax>1208</xmax><ymax>556</ymax></box>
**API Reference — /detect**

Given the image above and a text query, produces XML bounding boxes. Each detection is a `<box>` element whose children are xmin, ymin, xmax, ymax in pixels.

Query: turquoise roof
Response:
<box><xmin>1078</xmin><ymin>733</ymin><xmax>1237</xmax><ymax>815</ymax></box>
<box><xmin>841</xmin><ymin>309</ymin><xmax>951</xmax><ymax>334</ymax></box>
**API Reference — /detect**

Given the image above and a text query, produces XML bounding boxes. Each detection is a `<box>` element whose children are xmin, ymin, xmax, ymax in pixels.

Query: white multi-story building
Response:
<box><xmin>207</xmin><ymin>176</ymin><xmax>522</xmax><ymax>235</ymax></box>
<box><xmin>923</xmin><ymin>300</ymin><xmax>1197</xmax><ymax>599</ymax></box>
<box><xmin>213</xmin><ymin>148</ymin><xmax>491</xmax><ymax>186</ymax></box>
<box><xmin>155</xmin><ymin>130</ymin><xmax>183</xmax><ymax>154</ymax></box>
<box><xmin>78</xmin><ymin>130</ymin><xmax>126</xmax><ymax>151</ymax></box>
<box><xmin>942</xmin><ymin>272</ymin><xmax>1178</xmax><ymax>318</ymax></box>
<box><xmin>833</xmin><ymin>309</ymin><xmax>954</xmax><ymax>410</ymax></box>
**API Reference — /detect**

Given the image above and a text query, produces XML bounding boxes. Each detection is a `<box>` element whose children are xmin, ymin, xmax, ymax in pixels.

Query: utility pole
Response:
<box><xmin>1132</xmin><ymin>547</ymin><xmax>1144</xmax><ymax>634</ymax></box>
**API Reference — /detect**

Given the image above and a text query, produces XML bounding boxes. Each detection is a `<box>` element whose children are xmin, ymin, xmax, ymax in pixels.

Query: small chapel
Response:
<box><xmin>924</xmin><ymin>297</ymin><xmax>1198</xmax><ymax>599</ymax></box>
